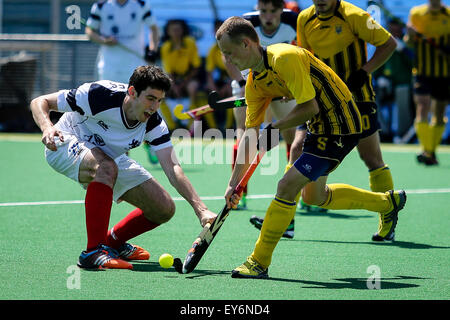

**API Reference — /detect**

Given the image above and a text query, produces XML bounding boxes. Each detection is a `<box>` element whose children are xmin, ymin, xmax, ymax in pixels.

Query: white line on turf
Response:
<box><xmin>1</xmin><ymin>188</ymin><xmax>450</xmax><ymax>207</ymax></box>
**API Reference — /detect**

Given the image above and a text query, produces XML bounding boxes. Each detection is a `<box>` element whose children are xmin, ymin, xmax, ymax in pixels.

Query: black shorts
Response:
<box><xmin>293</xmin><ymin>132</ymin><xmax>360</xmax><ymax>181</ymax></box>
<box><xmin>414</xmin><ymin>76</ymin><xmax>450</xmax><ymax>101</ymax></box>
<box><xmin>357</xmin><ymin>102</ymin><xmax>381</xmax><ymax>139</ymax></box>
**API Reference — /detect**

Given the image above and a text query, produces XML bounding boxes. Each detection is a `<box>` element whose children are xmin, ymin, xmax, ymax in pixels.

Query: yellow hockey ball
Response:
<box><xmin>159</xmin><ymin>253</ymin><xmax>174</xmax><ymax>268</ymax></box>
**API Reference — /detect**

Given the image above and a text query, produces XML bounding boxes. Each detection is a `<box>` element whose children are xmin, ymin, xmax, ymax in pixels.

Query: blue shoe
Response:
<box><xmin>77</xmin><ymin>245</ymin><xmax>133</xmax><ymax>270</ymax></box>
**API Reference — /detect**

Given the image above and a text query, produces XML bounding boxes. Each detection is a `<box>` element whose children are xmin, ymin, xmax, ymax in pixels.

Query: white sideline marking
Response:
<box><xmin>1</xmin><ymin>188</ymin><xmax>450</xmax><ymax>207</ymax></box>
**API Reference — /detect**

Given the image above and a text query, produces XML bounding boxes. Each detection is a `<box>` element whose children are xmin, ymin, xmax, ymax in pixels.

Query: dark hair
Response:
<box><xmin>259</xmin><ymin>0</ymin><xmax>285</xmax><ymax>9</ymax></box>
<box><xmin>161</xmin><ymin>19</ymin><xmax>190</xmax><ymax>43</ymax></box>
<box><xmin>128</xmin><ymin>65</ymin><xmax>171</xmax><ymax>96</ymax></box>
<box><xmin>216</xmin><ymin>16</ymin><xmax>259</xmax><ymax>44</ymax></box>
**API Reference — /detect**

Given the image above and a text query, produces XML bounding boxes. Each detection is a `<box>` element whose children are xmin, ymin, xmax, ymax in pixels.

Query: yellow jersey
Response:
<box><xmin>160</xmin><ymin>36</ymin><xmax>201</xmax><ymax>77</ymax></box>
<box><xmin>408</xmin><ymin>4</ymin><xmax>450</xmax><ymax>78</ymax></box>
<box><xmin>245</xmin><ymin>43</ymin><xmax>361</xmax><ymax>136</ymax></box>
<box><xmin>297</xmin><ymin>0</ymin><xmax>391</xmax><ymax>102</ymax></box>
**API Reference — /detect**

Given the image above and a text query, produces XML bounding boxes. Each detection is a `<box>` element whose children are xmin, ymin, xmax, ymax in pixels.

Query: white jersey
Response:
<box><xmin>243</xmin><ymin>9</ymin><xmax>298</xmax><ymax>47</ymax></box>
<box><xmin>240</xmin><ymin>9</ymin><xmax>298</xmax><ymax>79</ymax></box>
<box><xmin>55</xmin><ymin>80</ymin><xmax>172</xmax><ymax>159</ymax></box>
<box><xmin>86</xmin><ymin>0</ymin><xmax>157</xmax><ymax>81</ymax></box>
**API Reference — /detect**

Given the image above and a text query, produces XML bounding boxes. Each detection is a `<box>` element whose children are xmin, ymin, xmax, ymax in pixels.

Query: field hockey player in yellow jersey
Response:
<box><xmin>405</xmin><ymin>0</ymin><xmax>450</xmax><ymax>165</ymax></box>
<box><xmin>216</xmin><ymin>17</ymin><xmax>407</xmax><ymax>279</ymax></box>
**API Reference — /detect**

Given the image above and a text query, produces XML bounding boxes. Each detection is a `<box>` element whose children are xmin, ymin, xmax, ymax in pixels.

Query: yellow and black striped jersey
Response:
<box><xmin>408</xmin><ymin>4</ymin><xmax>450</xmax><ymax>78</ymax></box>
<box><xmin>245</xmin><ymin>43</ymin><xmax>361</xmax><ymax>136</ymax></box>
<box><xmin>297</xmin><ymin>0</ymin><xmax>391</xmax><ymax>102</ymax></box>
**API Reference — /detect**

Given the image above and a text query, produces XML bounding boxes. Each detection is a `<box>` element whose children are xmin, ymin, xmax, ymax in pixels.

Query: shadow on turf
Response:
<box><xmin>248</xmin><ymin>209</ymin><xmax>372</xmax><ymax>220</ymax></box>
<box><xmin>266</xmin><ymin>275</ymin><xmax>426</xmax><ymax>290</ymax></box>
<box><xmin>295</xmin><ymin>239</ymin><xmax>450</xmax><ymax>249</ymax></box>
<box><xmin>131</xmin><ymin>261</ymin><xmax>230</xmax><ymax>277</ymax></box>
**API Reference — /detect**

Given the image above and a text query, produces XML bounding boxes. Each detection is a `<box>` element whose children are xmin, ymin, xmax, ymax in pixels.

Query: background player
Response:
<box><xmin>216</xmin><ymin>17</ymin><xmax>406</xmax><ymax>279</ymax></box>
<box><xmin>226</xmin><ymin>0</ymin><xmax>299</xmax><ymax>212</ymax></box>
<box><xmin>85</xmin><ymin>0</ymin><xmax>161</xmax><ymax>164</ymax></box>
<box><xmin>30</xmin><ymin>65</ymin><xmax>216</xmax><ymax>270</ymax></box>
<box><xmin>405</xmin><ymin>0</ymin><xmax>450</xmax><ymax>165</ymax></box>
<box><xmin>85</xmin><ymin>0</ymin><xmax>159</xmax><ymax>83</ymax></box>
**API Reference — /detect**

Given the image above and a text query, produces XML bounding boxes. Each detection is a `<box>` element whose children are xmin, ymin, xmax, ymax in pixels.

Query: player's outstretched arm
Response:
<box><xmin>156</xmin><ymin>146</ymin><xmax>217</xmax><ymax>226</ymax></box>
<box><xmin>30</xmin><ymin>92</ymin><xmax>64</xmax><ymax>151</ymax></box>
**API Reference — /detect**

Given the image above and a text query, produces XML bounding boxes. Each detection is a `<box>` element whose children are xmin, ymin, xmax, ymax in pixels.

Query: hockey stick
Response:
<box><xmin>181</xmin><ymin>139</ymin><xmax>275</xmax><ymax>274</ymax></box>
<box><xmin>173</xmin><ymin>91</ymin><xmax>246</xmax><ymax>120</ymax></box>
<box><xmin>173</xmin><ymin>91</ymin><xmax>282</xmax><ymax>120</ymax></box>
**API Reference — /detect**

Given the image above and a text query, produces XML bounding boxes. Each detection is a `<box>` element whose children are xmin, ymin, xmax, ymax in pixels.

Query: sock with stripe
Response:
<box><xmin>85</xmin><ymin>181</ymin><xmax>113</xmax><ymax>252</ymax></box>
<box><xmin>369</xmin><ymin>164</ymin><xmax>394</xmax><ymax>193</ymax></box>
<box><xmin>251</xmin><ymin>197</ymin><xmax>297</xmax><ymax>268</ymax></box>
<box><xmin>106</xmin><ymin>208</ymin><xmax>159</xmax><ymax>249</ymax></box>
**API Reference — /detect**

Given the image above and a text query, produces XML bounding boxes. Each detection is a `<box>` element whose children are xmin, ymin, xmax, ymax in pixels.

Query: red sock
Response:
<box><xmin>85</xmin><ymin>181</ymin><xmax>113</xmax><ymax>252</ymax></box>
<box><xmin>106</xmin><ymin>208</ymin><xmax>159</xmax><ymax>249</ymax></box>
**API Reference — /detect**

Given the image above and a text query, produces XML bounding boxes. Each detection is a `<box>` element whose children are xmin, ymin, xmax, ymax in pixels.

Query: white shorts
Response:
<box><xmin>45</xmin><ymin>133</ymin><xmax>152</xmax><ymax>202</ymax></box>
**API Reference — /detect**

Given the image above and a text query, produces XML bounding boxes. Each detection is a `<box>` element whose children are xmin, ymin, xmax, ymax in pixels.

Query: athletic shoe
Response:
<box><xmin>77</xmin><ymin>245</ymin><xmax>133</xmax><ymax>270</ymax></box>
<box><xmin>416</xmin><ymin>152</ymin><xmax>438</xmax><ymax>166</ymax></box>
<box><xmin>143</xmin><ymin>142</ymin><xmax>159</xmax><ymax>165</ymax></box>
<box><xmin>249</xmin><ymin>215</ymin><xmax>295</xmax><ymax>239</ymax></box>
<box><xmin>231</xmin><ymin>256</ymin><xmax>268</xmax><ymax>279</ymax></box>
<box><xmin>372</xmin><ymin>190</ymin><xmax>407</xmax><ymax>242</ymax></box>
<box><xmin>236</xmin><ymin>193</ymin><xmax>247</xmax><ymax>210</ymax></box>
<box><xmin>117</xmin><ymin>243</ymin><xmax>150</xmax><ymax>261</ymax></box>
<box><xmin>299</xmin><ymin>199</ymin><xmax>328</xmax><ymax>213</ymax></box>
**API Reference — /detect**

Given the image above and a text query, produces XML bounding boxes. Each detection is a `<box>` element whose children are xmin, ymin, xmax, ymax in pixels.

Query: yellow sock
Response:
<box><xmin>251</xmin><ymin>197</ymin><xmax>296</xmax><ymax>268</ymax></box>
<box><xmin>369</xmin><ymin>164</ymin><xmax>394</xmax><ymax>193</ymax></box>
<box><xmin>320</xmin><ymin>184</ymin><xmax>391</xmax><ymax>213</ymax></box>
<box><xmin>429</xmin><ymin>123</ymin><xmax>445</xmax><ymax>153</ymax></box>
<box><xmin>414</xmin><ymin>121</ymin><xmax>432</xmax><ymax>153</ymax></box>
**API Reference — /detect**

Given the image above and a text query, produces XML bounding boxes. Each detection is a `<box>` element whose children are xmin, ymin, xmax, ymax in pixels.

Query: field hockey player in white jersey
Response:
<box><xmin>30</xmin><ymin>65</ymin><xmax>216</xmax><ymax>270</ymax></box>
<box><xmin>85</xmin><ymin>0</ymin><xmax>160</xmax><ymax>83</ymax></box>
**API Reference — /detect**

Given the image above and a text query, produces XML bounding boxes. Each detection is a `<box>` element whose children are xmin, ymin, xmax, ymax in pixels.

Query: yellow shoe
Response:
<box><xmin>372</xmin><ymin>190</ymin><xmax>407</xmax><ymax>242</ymax></box>
<box><xmin>231</xmin><ymin>256</ymin><xmax>268</xmax><ymax>279</ymax></box>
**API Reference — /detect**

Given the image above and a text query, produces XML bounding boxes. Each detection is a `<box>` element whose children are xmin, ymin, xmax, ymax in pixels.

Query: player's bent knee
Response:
<box><xmin>144</xmin><ymin>198</ymin><xmax>175</xmax><ymax>224</ymax></box>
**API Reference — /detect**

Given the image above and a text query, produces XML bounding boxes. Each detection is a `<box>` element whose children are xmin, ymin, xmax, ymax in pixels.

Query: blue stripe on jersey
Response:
<box><xmin>149</xmin><ymin>133</ymin><xmax>171</xmax><ymax>146</ymax></box>
<box><xmin>145</xmin><ymin>112</ymin><xmax>163</xmax><ymax>133</ymax></box>
<box><xmin>142</xmin><ymin>10</ymin><xmax>152</xmax><ymax>20</ymax></box>
<box><xmin>66</xmin><ymin>89</ymin><xmax>85</xmax><ymax>115</ymax></box>
<box><xmin>90</xmin><ymin>13</ymin><xmax>101</xmax><ymax>20</ymax></box>
<box><xmin>88</xmin><ymin>83</ymin><xmax>126</xmax><ymax>116</ymax></box>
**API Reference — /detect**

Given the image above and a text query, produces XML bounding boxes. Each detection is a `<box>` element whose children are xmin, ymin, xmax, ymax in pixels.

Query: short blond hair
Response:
<box><xmin>215</xmin><ymin>16</ymin><xmax>259</xmax><ymax>44</ymax></box>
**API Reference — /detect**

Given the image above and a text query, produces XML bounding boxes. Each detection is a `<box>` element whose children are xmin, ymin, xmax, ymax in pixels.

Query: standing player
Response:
<box><xmin>85</xmin><ymin>0</ymin><xmax>160</xmax><ymax>165</ymax></box>
<box><xmin>30</xmin><ymin>65</ymin><xmax>216</xmax><ymax>270</ymax></box>
<box><xmin>253</xmin><ymin>0</ymin><xmax>398</xmax><ymax>239</ymax></box>
<box><xmin>405</xmin><ymin>0</ymin><xmax>450</xmax><ymax>165</ymax></box>
<box><xmin>226</xmin><ymin>0</ymin><xmax>299</xmax><ymax>213</ymax></box>
<box><xmin>85</xmin><ymin>0</ymin><xmax>159</xmax><ymax>83</ymax></box>
<box><xmin>216</xmin><ymin>17</ymin><xmax>406</xmax><ymax>279</ymax></box>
